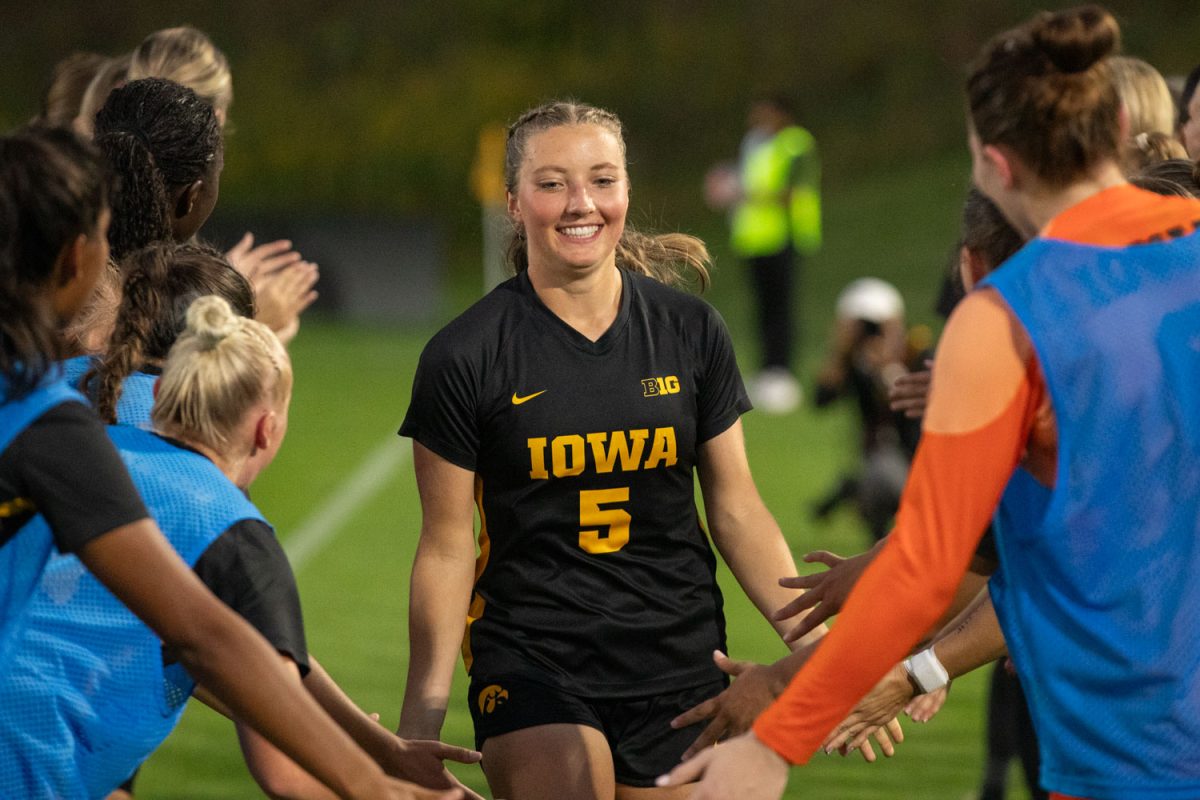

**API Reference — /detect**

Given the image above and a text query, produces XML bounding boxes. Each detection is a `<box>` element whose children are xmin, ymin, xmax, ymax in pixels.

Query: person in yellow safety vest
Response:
<box><xmin>731</xmin><ymin>95</ymin><xmax>820</xmax><ymax>414</ymax></box>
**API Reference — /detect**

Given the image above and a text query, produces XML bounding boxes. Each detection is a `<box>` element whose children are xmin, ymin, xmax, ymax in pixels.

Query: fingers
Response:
<box><xmin>871</xmin><ymin>724</ymin><xmax>896</xmax><ymax>758</ymax></box>
<box><xmin>426</xmin><ymin>742</ymin><xmax>483</xmax><ymax>764</ymax></box>
<box><xmin>656</xmin><ymin>746</ymin><xmax>715</xmax><ymax>786</ymax></box>
<box><xmin>847</xmin><ymin>718</ymin><xmax>904</xmax><ymax>757</ymax></box>
<box><xmin>251</xmin><ymin>240</ymin><xmax>304</xmax><ymax>275</ymax></box>
<box><xmin>781</xmin><ymin>606</ymin><xmax>832</xmax><ymax>644</ymax></box>
<box><xmin>801</xmin><ymin>550</ymin><xmax>844</xmax><ymax>568</ymax></box>
<box><xmin>680</xmin><ymin>717</ymin><xmax>727</xmax><ymax>761</ymax></box>
<box><xmin>226</xmin><ymin>232</ymin><xmax>254</xmax><ymax>261</ymax></box>
<box><xmin>711</xmin><ymin>650</ymin><xmax>752</xmax><ymax>677</ymax></box>
<box><xmin>772</xmin><ymin>591</ymin><xmax>819</xmax><ymax>621</ymax></box>
<box><xmin>670</xmin><ymin>695</ymin><xmax>719</xmax><ymax>729</ymax></box>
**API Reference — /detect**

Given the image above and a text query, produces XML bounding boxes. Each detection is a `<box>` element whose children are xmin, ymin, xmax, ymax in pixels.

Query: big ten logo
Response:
<box><xmin>641</xmin><ymin>376</ymin><xmax>680</xmax><ymax>397</ymax></box>
<box><xmin>478</xmin><ymin>684</ymin><xmax>509</xmax><ymax>715</ymax></box>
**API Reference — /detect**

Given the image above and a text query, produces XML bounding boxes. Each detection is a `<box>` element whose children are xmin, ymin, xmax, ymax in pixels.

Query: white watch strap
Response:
<box><xmin>904</xmin><ymin>648</ymin><xmax>950</xmax><ymax>694</ymax></box>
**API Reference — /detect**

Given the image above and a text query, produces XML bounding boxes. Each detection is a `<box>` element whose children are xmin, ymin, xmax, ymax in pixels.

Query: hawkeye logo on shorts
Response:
<box><xmin>641</xmin><ymin>376</ymin><xmax>680</xmax><ymax>397</ymax></box>
<box><xmin>478</xmin><ymin>684</ymin><xmax>509</xmax><ymax>714</ymax></box>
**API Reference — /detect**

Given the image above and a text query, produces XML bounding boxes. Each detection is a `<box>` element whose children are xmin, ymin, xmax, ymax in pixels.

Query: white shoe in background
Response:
<box><xmin>749</xmin><ymin>368</ymin><xmax>803</xmax><ymax>415</ymax></box>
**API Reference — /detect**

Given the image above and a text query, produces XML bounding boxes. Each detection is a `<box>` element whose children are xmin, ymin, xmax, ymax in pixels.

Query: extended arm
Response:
<box><xmin>660</xmin><ymin>290</ymin><xmax>1043</xmax><ymax>798</ymax></box>
<box><xmin>212</xmin><ymin>656</ymin><xmax>482</xmax><ymax>799</ymax></box>
<box><xmin>78</xmin><ymin>521</ymin><xmax>398</xmax><ymax>799</ymax></box>
<box><xmin>823</xmin><ymin>585</ymin><xmax>1009</xmax><ymax>752</ymax></box>
<box><xmin>397</xmin><ymin>443</ymin><xmax>479</xmax><ymax>741</ymax></box>
<box><xmin>698</xmin><ymin>419</ymin><xmax>819</xmax><ymax>647</ymax></box>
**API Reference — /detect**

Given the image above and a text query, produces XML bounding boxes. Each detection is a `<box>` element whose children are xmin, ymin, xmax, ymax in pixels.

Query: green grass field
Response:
<box><xmin>134</xmin><ymin>150</ymin><xmax>1037</xmax><ymax>799</ymax></box>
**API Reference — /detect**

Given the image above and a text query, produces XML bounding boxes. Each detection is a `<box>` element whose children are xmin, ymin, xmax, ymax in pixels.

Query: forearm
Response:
<box><xmin>918</xmin><ymin>568</ymin><xmax>990</xmax><ymax>649</ymax></box>
<box><xmin>710</xmin><ymin>502</ymin><xmax>820</xmax><ymax>648</ymax></box>
<box><xmin>236</xmin><ymin>720</ymin><xmax>340</xmax><ymax>800</ymax></box>
<box><xmin>929</xmin><ymin>588</ymin><xmax>1007</xmax><ymax>678</ymax></box>
<box><xmin>398</xmin><ymin>540</ymin><xmax>474</xmax><ymax>739</ymax></box>
<box><xmin>177</xmin><ymin>605</ymin><xmax>386</xmax><ymax>798</ymax></box>
<box><xmin>306</xmin><ymin>656</ymin><xmax>397</xmax><ymax>762</ymax></box>
<box><xmin>80</xmin><ymin>524</ymin><xmax>387</xmax><ymax>799</ymax></box>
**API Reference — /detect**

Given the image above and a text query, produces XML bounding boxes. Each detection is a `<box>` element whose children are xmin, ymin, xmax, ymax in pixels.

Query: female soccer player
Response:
<box><xmin>127</xmin><ymin>25</ymin><xmax>319</xmax><ymax>340</ymax></box>
<box><xmin>0</xmin><ymin>125</ymin><xmax>455</xmax><ymax>800</ymax></box>
<box><xmin>10</xmin><ymin>293</ymin><xmax>476</xmax><ymax>798</ymax></box>
<box><xmin>397</xmin><ymin>100</ymin><xmax>830</xmax><ymax>799</ymax></box>
<box><xmin>84</xmin><ymin>241</ymin><xmax>255</xmax><ymax>426</ymax></box>
<box><xmin>662</xmin><ymin>5</ymin><xmax>1200</xmax><ymax>799</ymax></box>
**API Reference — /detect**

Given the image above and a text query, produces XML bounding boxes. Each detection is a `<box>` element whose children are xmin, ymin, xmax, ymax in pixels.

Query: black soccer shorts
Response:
<box><xmin>467</xmin><ymin>673</ymin><xmax>727</xmax><ymax>787</ymax></box>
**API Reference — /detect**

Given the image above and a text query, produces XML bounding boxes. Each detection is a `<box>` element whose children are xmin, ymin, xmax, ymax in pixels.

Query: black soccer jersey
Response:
<box><xmin>401</xmin><ymin>269</ymin><xmax>751</xmax><ymax>697</ymax></box>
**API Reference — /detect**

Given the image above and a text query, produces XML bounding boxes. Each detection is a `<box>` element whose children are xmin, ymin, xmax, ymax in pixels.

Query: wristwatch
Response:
<box><xmin>903</xmin><ymin>647</ymin><xmax>950</xmax><ymax>694</ymax></box>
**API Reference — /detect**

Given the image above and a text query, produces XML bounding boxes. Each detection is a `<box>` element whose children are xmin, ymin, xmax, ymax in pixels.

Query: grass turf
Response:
<box><xmin>134</xmin><ymin>149</ymin><xmax>1037</xmax><ymax>799</ymax></box>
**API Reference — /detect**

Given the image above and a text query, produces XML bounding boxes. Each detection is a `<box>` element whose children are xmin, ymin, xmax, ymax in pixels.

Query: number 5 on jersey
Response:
<box><xmin>579</xmin><ymin>488</ymin><xmax>631</xmax><ymax>554</ymax></box>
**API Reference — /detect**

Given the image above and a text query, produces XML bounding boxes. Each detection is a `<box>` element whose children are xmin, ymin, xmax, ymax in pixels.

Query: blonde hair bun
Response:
<box><xmin>186</xmin><ymin>295</ymin><xmax>243</xmax><ymax>349</ymax></box>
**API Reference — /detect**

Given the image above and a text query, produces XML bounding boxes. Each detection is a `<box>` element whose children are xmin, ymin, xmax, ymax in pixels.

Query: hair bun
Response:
<box><xmin>186</xmin><ymin>294</ymin><xmax>241</xmax><ymax>348</ymax></box>
<box><xmin>1031</xmin><ymin>5</ymin><xmax>1120</xmax><ymax>74</ymax></box>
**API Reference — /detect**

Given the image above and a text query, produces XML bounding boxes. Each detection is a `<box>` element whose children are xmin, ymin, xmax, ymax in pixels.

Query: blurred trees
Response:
<box><xmin>3</xmin><ymin>0</ymin><xmax>1197</xmax><ymax>237</ymax></box>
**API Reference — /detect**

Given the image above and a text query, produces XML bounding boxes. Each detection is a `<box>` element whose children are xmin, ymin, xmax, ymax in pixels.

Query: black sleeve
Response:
<box><xmin>398</xmin><ymin>333</ymin><xmax>482</xmax><ymax>470</ymax></box>
<box><xmin>189</xmin><ymin>519</ymin><xmax>310</xmax><ymax>676</ymax></box>
<box><xmin>695</xmin><ymin>306</ymin><xmax>753</xmax><ymax>443</ymax></box>
<box><xmin>1</xmin><ymin>402</ymin><xmax>148</xmax><ymax>553</ymax></box>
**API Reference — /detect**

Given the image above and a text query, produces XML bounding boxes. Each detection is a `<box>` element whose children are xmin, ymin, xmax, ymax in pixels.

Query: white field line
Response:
<box><xmin>283</xmin><ymin>436</ymin><xmax>410</xmax><ymax>572</ymax></box>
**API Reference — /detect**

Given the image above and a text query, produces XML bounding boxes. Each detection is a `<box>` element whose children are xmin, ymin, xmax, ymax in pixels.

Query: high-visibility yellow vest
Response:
<box><xmin>731</xmin><ymin>125</ymin><xmax>821</xmax><ymax>258</ymax></box>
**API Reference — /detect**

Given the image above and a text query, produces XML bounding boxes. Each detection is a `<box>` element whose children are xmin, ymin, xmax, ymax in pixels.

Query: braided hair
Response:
<box><xmin>93</xmin><ymin>78</ymin><xmax>221</xmax><ymax>260</ymax></box>
<box><xmin>504</xmin><ymin>99</ymin><xmax>711</xmax><ymax>291</ymax></box>
<box><xmin>91</xmin><ymin>241</ymin><xmax>254</xmax><ymax>423</ymax></box>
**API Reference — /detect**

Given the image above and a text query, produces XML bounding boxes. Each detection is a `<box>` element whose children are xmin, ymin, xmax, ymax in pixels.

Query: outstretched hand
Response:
<box><xmin>225</xmin><ymin>234</ymin><xmax>319</xmax><ymax>343</ymax></box>
<box><xmin>656</xmin><ymin>732</ymin><xmax>789</xmax><ymax>800</ymax></box>
<box><xmin>227</xmin><ymin>233</ymin><xmax>303</xmax><ymax>280</ymax></box>
<box><xmin>671</xmin><ymin>650</ymin><xmax>787</xmax><ymax>761</ymax></box>
<box><xmin>820</xmin><ymin>663</ymin><xmax>911</xmax><ymax>756</ymax></box>
<box><xmin>905</xmin><ymin>683</ymin><xmax>950</xmax><ymax>723</ymax></box>
<box><xmin>774</xmin><ymin>548</ymin><xmax>878</xmax><ymax>643</ymax></box>
<box><xmin>382</xmin><ymin>738</ymin><xmax>484</xmax><ymax>800</ymax></box>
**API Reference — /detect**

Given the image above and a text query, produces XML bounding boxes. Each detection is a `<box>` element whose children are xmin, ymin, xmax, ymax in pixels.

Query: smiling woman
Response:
<box><xmin>396</xmin><ymin>99</ymin><xmax>832</xmax><ymax>800</ymax></box>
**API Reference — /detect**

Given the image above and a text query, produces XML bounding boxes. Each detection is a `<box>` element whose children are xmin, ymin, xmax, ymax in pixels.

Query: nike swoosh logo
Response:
<box><xmin>511</xmin><ymin>390</ymin><xmax>546</xmax><ymax>405</ymax></box>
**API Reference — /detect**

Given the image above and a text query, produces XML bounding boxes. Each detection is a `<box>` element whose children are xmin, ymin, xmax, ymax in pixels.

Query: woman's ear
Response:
<box><xmin>54</xmin><ymin>234</ymin><xmax>87</xmax><ymax>288</ymax></box>
<box><xmin>173</xmin><ymin>180</ymin><xmax>203</xmax><ymax>221</ymax></box>
<box><xmin>506</xmin><ymin>190</ymin><xmax>521</xmax><ymax>224</ymax></box>
<box><xmin>982</xmin><ymin>144</ymin><xmax>1016</xmax><ymax>190</ymax></box>
<box><xmin>253</xmin><ymin>409</ymin><xmax>278</xmax><ymax>452</ymax></box>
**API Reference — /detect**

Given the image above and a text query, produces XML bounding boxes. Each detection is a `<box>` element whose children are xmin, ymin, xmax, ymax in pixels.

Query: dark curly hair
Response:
<box><xmin>93</xmin><ymin>77</ymin><xmax>221</xmax><ymax>260</ymax></box>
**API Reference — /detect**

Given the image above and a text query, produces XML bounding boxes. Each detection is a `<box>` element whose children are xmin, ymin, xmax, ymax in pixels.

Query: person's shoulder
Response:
<box><xmin>420</xmin><ymin>276</ymin><xmax>531</xmax><ymax>365</ymax></box>
<box><xmin>629</xmin><ymin>271</ymin><xmax>725</xmax><ymax>331</ymax></box>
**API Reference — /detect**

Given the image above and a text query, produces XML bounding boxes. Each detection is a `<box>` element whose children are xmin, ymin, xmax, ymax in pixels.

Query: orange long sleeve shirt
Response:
<box><xmin>753</xmin><ymin>184</ymin><xmax>1200</xmax><ymax>763</ymax></box>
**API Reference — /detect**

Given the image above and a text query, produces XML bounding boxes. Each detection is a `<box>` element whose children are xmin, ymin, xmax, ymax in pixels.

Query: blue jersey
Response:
<box><xmin>0</xmin><ymin>426</ymin><xmax>265</xmax><ymax>799</ymax></box>
<box><xmin>983</xmin><ymin>230</ymin><xmax>1200</xmax><ymax>799</ymax></box>
<box><xmin>0</xmin><ymin>375</ymin><xmax>88</xmax><ymax>672</ymax></box>
<box><xmin>59</xmin><ymin>355</ymin><xmax>157</xmax><ymax>428</ymax></box>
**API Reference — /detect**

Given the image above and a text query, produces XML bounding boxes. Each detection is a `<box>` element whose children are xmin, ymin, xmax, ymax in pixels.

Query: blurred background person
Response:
<box><xmin>811</xmin><ymin>277</ymin><xmax>923</xmax><ymax>542</ymax></box>
<box><xmin>32</xmin><ymin>51</ymin><xmax>108</xmax><ymax>129</ymax></box>
<box><xmin>716</xmin><ymin>95</ymin><xmax>820</xmax><ymax>415</ymax></box>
